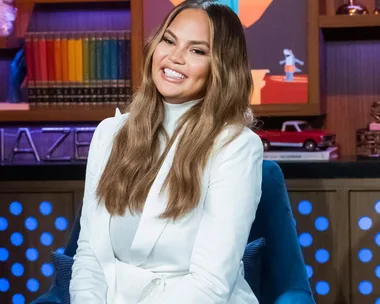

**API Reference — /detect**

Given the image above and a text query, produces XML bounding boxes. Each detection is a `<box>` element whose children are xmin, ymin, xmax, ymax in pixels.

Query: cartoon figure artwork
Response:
<box><xmin>169</xmin><ymin>0</ymin><xmax>309</xmax><ymax>105</ymax></box>
<box><xmin>250</xmin><ymin>69</ymin><xmax>269</xmax><ymax>105</ymax></box>
<box><xmin>279</xmin><ymin>49</ymin><xmax>304</xmax><ymax>82</ymax></box>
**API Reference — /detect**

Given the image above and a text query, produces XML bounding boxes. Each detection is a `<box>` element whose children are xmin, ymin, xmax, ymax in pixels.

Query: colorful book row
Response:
<box><xmin>24</xmin><ymin>31</ymin><xmax>131</xmax><ymax>108</ymax></box>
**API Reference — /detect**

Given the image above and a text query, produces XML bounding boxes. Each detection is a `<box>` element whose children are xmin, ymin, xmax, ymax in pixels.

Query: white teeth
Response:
<box><xmin>164</xmin><ymin>68</ymin><xmax>186</xmax><ymax>79</ymax></box>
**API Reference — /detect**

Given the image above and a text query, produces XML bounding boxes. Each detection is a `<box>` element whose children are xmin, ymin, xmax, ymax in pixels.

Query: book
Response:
<box><xmin>24</xmin><ymin>33</ymin><xmax>36</xmax><ymax>108</ymax></box>
<box><xmin>264</xmin><ymin>147</ymin><xmax>339</xmax><ymax>161</ymax></box>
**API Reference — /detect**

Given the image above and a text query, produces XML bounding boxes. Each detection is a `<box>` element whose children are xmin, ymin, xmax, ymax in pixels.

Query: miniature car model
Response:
<box><xmin>256</xmin><ymin>120</ymin><xmax>336</xmax><ymax>152</ymax></box>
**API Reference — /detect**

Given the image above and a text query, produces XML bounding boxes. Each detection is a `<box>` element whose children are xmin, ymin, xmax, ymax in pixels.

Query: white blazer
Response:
<box><xmin>69</xmin><ymin>110</ymin><xmax>263</xmax><ymax>304</ymax></box>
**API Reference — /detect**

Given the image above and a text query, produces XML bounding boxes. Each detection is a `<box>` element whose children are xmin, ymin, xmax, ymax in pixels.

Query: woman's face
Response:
<box><xmin>152</xmin><ymin>9</ymin><xmax>211</xmax><ymax>104</ymax></box>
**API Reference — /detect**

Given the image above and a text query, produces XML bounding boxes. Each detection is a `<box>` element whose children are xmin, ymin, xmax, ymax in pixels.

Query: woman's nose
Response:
<box><xmin>168</xmin><ymin>47</ymin><xmax>185</xmax><ymax>65</ymax></box>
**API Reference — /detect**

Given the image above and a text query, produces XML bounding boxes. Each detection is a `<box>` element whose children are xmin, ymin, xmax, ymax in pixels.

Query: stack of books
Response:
<box><xmin>24</xmin><ymin>31</ymin><xmax>131</xmax><ymax>108</ymax></box>
<box><xmin>264</xmin><ymin>147</ymin><xmax>339</xmax><ymax>161</ymax></box>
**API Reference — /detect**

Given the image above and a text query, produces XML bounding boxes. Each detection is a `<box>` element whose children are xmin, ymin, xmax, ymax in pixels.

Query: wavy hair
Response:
<box><xmin>96</xmin><ymin>0</ymin><xmax>256</xmax><ymax>220</ymax></box>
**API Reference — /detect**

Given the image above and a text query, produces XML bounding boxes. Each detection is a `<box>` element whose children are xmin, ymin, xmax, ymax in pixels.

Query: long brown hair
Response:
<box><xmin>97</xmin><ymin>0</ymin><xmax>255</xmax><ymax>221</ymax></box>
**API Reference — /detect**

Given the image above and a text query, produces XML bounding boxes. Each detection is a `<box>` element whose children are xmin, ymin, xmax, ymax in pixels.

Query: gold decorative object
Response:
<box><xmin>356</xmin><ymin>102</ymin><xmax>380</xmax><ymax>158</ymax></box>
<box><xmin>369</xmin><ymin>101</ymin><xmax>380</xmax><ymax>131</ymax></box>
<box><xmin>336</xmin><ymin>0</ymin><xmax>369</xmax><ymax>15</ymax></box>
<box><xmin>374</xmin><ymin>7</ymin><xmax>380</xmax><ymax>15</ymax></box>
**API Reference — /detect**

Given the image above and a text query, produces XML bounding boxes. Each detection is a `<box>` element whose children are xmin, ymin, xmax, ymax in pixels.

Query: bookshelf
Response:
<box><xmin>0</xmin><ymin>0</ymin><xmax>142</xmax><ymax>122</ymax></box>
<box><xmin>316</xmin><ymin>0</ymin><xmax>380</xmax><ymax>159</ymax></box>
<box><xmin>0</xmin><ymin>37</ymin><xmax>23</xmax><ymax>49</ymax></box>
<box><xmin>0</xmin><ymin>106</ymin><xmax>118</xmax><ymax>121</ymax></box>
<box><xmin>319</xmin><ymin>15</ymin><xmax>380</xmax><ymax>28</ymax></box>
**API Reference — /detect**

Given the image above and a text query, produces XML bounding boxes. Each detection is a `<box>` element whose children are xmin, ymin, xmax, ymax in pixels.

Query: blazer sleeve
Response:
<box><xmin>69</xmin><ymin>121</ymin><xmax>108</xmax><ymax>304</ymax></box>
<box><xmin>139</xmin><ymin>129</ymin><xmax>263</xmax><ymax>304</ymax></box>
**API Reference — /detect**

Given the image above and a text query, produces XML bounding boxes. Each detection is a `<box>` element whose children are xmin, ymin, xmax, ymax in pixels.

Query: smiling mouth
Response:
<box><xmin>162</xmin><ymin>68</ymin><xmax>187</xmax><ymax>80</ymax></box>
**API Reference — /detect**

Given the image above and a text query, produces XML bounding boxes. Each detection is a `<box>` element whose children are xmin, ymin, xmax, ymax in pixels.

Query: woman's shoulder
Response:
<box><xmin>217</xmin><ymin>125</ymin><xmax>263</xmax><ymax>150</ymax></box>
<box><xmin>93</xmin><ymin>109</ymin><xmax>130</xmax><ymax>143</ymax></box>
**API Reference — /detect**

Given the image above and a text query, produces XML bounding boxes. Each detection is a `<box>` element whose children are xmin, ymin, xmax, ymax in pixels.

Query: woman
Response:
<box><xmin>69</xmin><ymin>0</ymin><xmax>263</xmax><ymax>303</ymax></box>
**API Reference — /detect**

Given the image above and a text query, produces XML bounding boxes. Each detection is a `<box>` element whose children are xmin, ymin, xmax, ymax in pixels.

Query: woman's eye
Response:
<box><xmin>192</xmin><ymin>49</ymin><xmax>206</xmax><ymax>55</ymax></box>
<box><xmin>163</xmin><ymin>37</ymin><xmax>174</xmax><ymax>45</ymax></box>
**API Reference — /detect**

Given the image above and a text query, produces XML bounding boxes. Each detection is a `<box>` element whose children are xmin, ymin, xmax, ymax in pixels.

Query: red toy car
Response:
<box><xmin>256</xmin><ymin>120</ymin><xmax>336</xmax><ymax>152</ymax></box>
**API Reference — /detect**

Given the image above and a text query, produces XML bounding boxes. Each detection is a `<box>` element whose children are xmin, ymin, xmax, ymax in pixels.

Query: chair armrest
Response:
<box><xmin>30</xmin><ymin>286</ymin><xmax>63</xmax><ymax>304</ymax></box>
<box><xmin>275</xmin><ymin>290</ymin><xmax>315</xmax><ymax>304</ymax></box>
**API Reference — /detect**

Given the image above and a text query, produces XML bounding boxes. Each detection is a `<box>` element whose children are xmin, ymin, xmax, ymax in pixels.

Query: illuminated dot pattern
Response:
<box><xmin>295</xmin><ymin>198</ymin><xmax>332</xmax><ymax>299</ymax></box>
<box><xmin>350</xmin><ymin>199</ymin><xmax>380</xmax><ymax>300</ymax></box>
<box><xmin>292</xmin><ymin>197</ymin><xmax>380</xmax><ymax>302</ymax></box>
<box><xmin>25</xmin><ymin>217</ymin><xmax>38</xmax><ymax>231</ymax></box>
<box><xmin>0</xmin><ymin>199</ymin><xmax>69</xmax><ymax>302</ymax></box>
<box><xmin>358</xmin><ymin>217</ymin><xmax>372</xmax><ymax>231</ymax></box>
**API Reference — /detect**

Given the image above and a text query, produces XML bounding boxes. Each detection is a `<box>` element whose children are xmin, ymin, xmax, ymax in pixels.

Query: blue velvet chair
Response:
<box><xmin>249</xmin><ymin>160</ymin><xmax>315</xmax><ymax>303</ymax></box>
<box><xmin>31</xmin><ymin>160</ymin><xmax>315</xmax><ymax>304</ymax></box>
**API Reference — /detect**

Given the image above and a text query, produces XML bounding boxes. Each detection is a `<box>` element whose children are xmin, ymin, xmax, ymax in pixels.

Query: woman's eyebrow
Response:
<box><xmin>165</xmin><ymin>29</ymin><xmax>210</xmax><ymax>48</ymax></box>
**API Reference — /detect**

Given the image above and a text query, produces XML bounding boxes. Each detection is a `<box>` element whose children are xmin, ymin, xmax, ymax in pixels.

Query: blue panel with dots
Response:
<box><xmin>315</xmin><ymin>281</ymin><xmax>330</xmax><ymax>296</ymax></box>
<box><xmin>11</xmin><ymin>263</ymin><xmax>24</xmax><ymax>277</ymax></box>
<box><xmin>294</xmin><ymin>197</ymin><xmax>333</xmax><ymax>300</ymax></box>
<box><xmin>41</xmin><ymin>263</ymin><xmax>54</xmax><ymax>277</ymax></box>
<box><xmin>314</xmin><ymin>216</ymin><xmax>329</xmax><ymax>232</ymax></box>
<box><xmin>39</xmin><ymin>201</ymin><xmax>52</xmax><ymax>215</ymax></box>
<box><xmin>358</xmin><ymin>216</ymin><xmax>372</xmax><ymax>231</ymax></box>
<box><xmin>55</xmin><ymin>217</ymin><xmax>68</xmax><ymax>231</ymax></box>
<box><xmin>315</xmin><ymin>249</ymin><xmax>330</xmax><ymax>264</ymax></box>
<box><xmin>0</xmin><ymin>278</ymin><xmax>10</xmax><ymax>292</ymax></box>
<box><xmin>298</xmin><ymin>200</ymin><xmax>312</xmax><ymax>215</ymax></box>
<box><xmin>1</xmin><ymin>198</ymin><xmax>71</xmax><ymax>303</ymax></box>
<box><xmin>25</xmin><ymin>217</ymin><xmax>38</xmax><ymax>231</ymax></box>
<box><xmin>350</xmin><ymin>197</ymin><xmax>380</xmax><ymax>303</ymax></box>
<box><xmin>375</xmin><ymin>233</ymin><xmax>380</xmax><ymax>246</ymax></box>
<box><xmin>358</xmin><ymin>280</ymin><xmax>373</xmax><ymax>295</ymax></box>
<box><xmin>12</xmin><ymin>293</ymin><xmax>25</xmax><ymax>304</ymax></box>
<box><xmin>26</xmin><ymin>278</ymin><xmax>39</xmax><ymax>293</ymax></box>
<box><xmin>305</xmin><ymin>265</ymin><xmax>313</xmax><ymax>279</ymax></box>
<box><xmin>358</xmin><ymin>248</ymin><xmax>372</xmax><ymax>263</ymax></box>
<box><xmin>10</xmin><ymin>232</ymin><xmax>23</xmax><ymax>246</ymax></box>
<box><xmin>374</xmin><ymin>201</ymin><xmax>380</xmax><ymax>214</ymax></box>
<box><xmin>40</xmin><ymin>232</ymin><xmax>54</xmax><ymax>246</ymax></box>
<box><xmin>9</xmin><ymin>202</ymin><xmax>22</xmax><ymax>216</ymax></box>
<box><xmin>375</xmin><ymin>265</ymin><xmax>380</xmax><ymax>279</ymax></box>
<box><xmin>0</xmin><ymin>248</ymin><xmax>9</xmax><ymax>262</ymax></box>
<box><xmin>26</xmin><ymin>248</ymin><xmax>39</xmax><ymax>261</ymax></box>
<box><xmin>299</xmin><ymin>232</ymin><xmax>313</xmax><ymax>247</ymax></box>
<box><xmin>0</xmin><ymin>217</ymin><xmax>8</xmax><ymax>231</ymax></box>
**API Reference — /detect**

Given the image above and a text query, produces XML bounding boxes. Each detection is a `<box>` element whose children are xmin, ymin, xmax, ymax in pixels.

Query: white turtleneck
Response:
<box><xmin>110</xmin><ymin>98</ymin><xmax>202</xmax><ymax>263</ymax></box>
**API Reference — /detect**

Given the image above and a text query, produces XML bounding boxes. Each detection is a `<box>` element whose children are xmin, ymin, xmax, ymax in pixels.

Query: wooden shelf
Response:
<box><xmin>319</xmin><ymin>15</ymin><xmax>380</xmax><ymax>28</ymax></box>
<box><xmin>252</xmin><ymin>103</ymin><xmax>324</xmax><ymax>117</ymax></box>
<box><xmin>0</xmin><ymin>106</ymin><xmax>119</xmax><ymax>122</ymax></box>
<box><xmin>0</xmin><ymin>103</ymin><xmax>29</xmax><ymax>111</ymax></box>
<box><xmin>0</xmin><ymin>37</ymin><xmax>23</xmax><ymax>50</ymax></box>
<box><xmin>0</xmin><ymin>104</ymin><xmax>321</xmax><ymax>121</ymax></box>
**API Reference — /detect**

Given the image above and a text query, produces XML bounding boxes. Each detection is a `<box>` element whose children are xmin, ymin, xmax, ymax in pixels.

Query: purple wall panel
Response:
<box><xmin>326</xmin><ymin>40</ymin><xmax>380</xmax><ymax>96</ymax></box>
<box><xmin>0</xmin><ymin>58</ymin><xmax>12</xmax><ymax>102</ymax></box>
<box><xmin>28</xmin><ymin>2</ymin><xmax>131</xmax><ymax>32</ymax></box>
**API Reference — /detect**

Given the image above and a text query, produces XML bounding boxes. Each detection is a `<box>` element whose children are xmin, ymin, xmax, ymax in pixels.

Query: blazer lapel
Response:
<box><xmin>129</xmin><ymin>135</ymin><xmax>181</xmax><ymax>266</ymax></box>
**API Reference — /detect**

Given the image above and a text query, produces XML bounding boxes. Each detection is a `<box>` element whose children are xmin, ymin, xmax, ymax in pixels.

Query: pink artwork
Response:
<box><xmin>0</xmin><ymin>0</ymin><xmax>17</xmax><ymax>37</ymax></box>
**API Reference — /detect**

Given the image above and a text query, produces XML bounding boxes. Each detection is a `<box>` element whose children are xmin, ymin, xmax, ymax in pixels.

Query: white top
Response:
<box><xmin>70</xmin><ymin>102</ymin><xmax>263</xmax><ymax>304</ymax></box>
<box><xmin>110</xmin><ymin>98</ymin><xmax>202</xmax><ymax>263</ymax></box>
